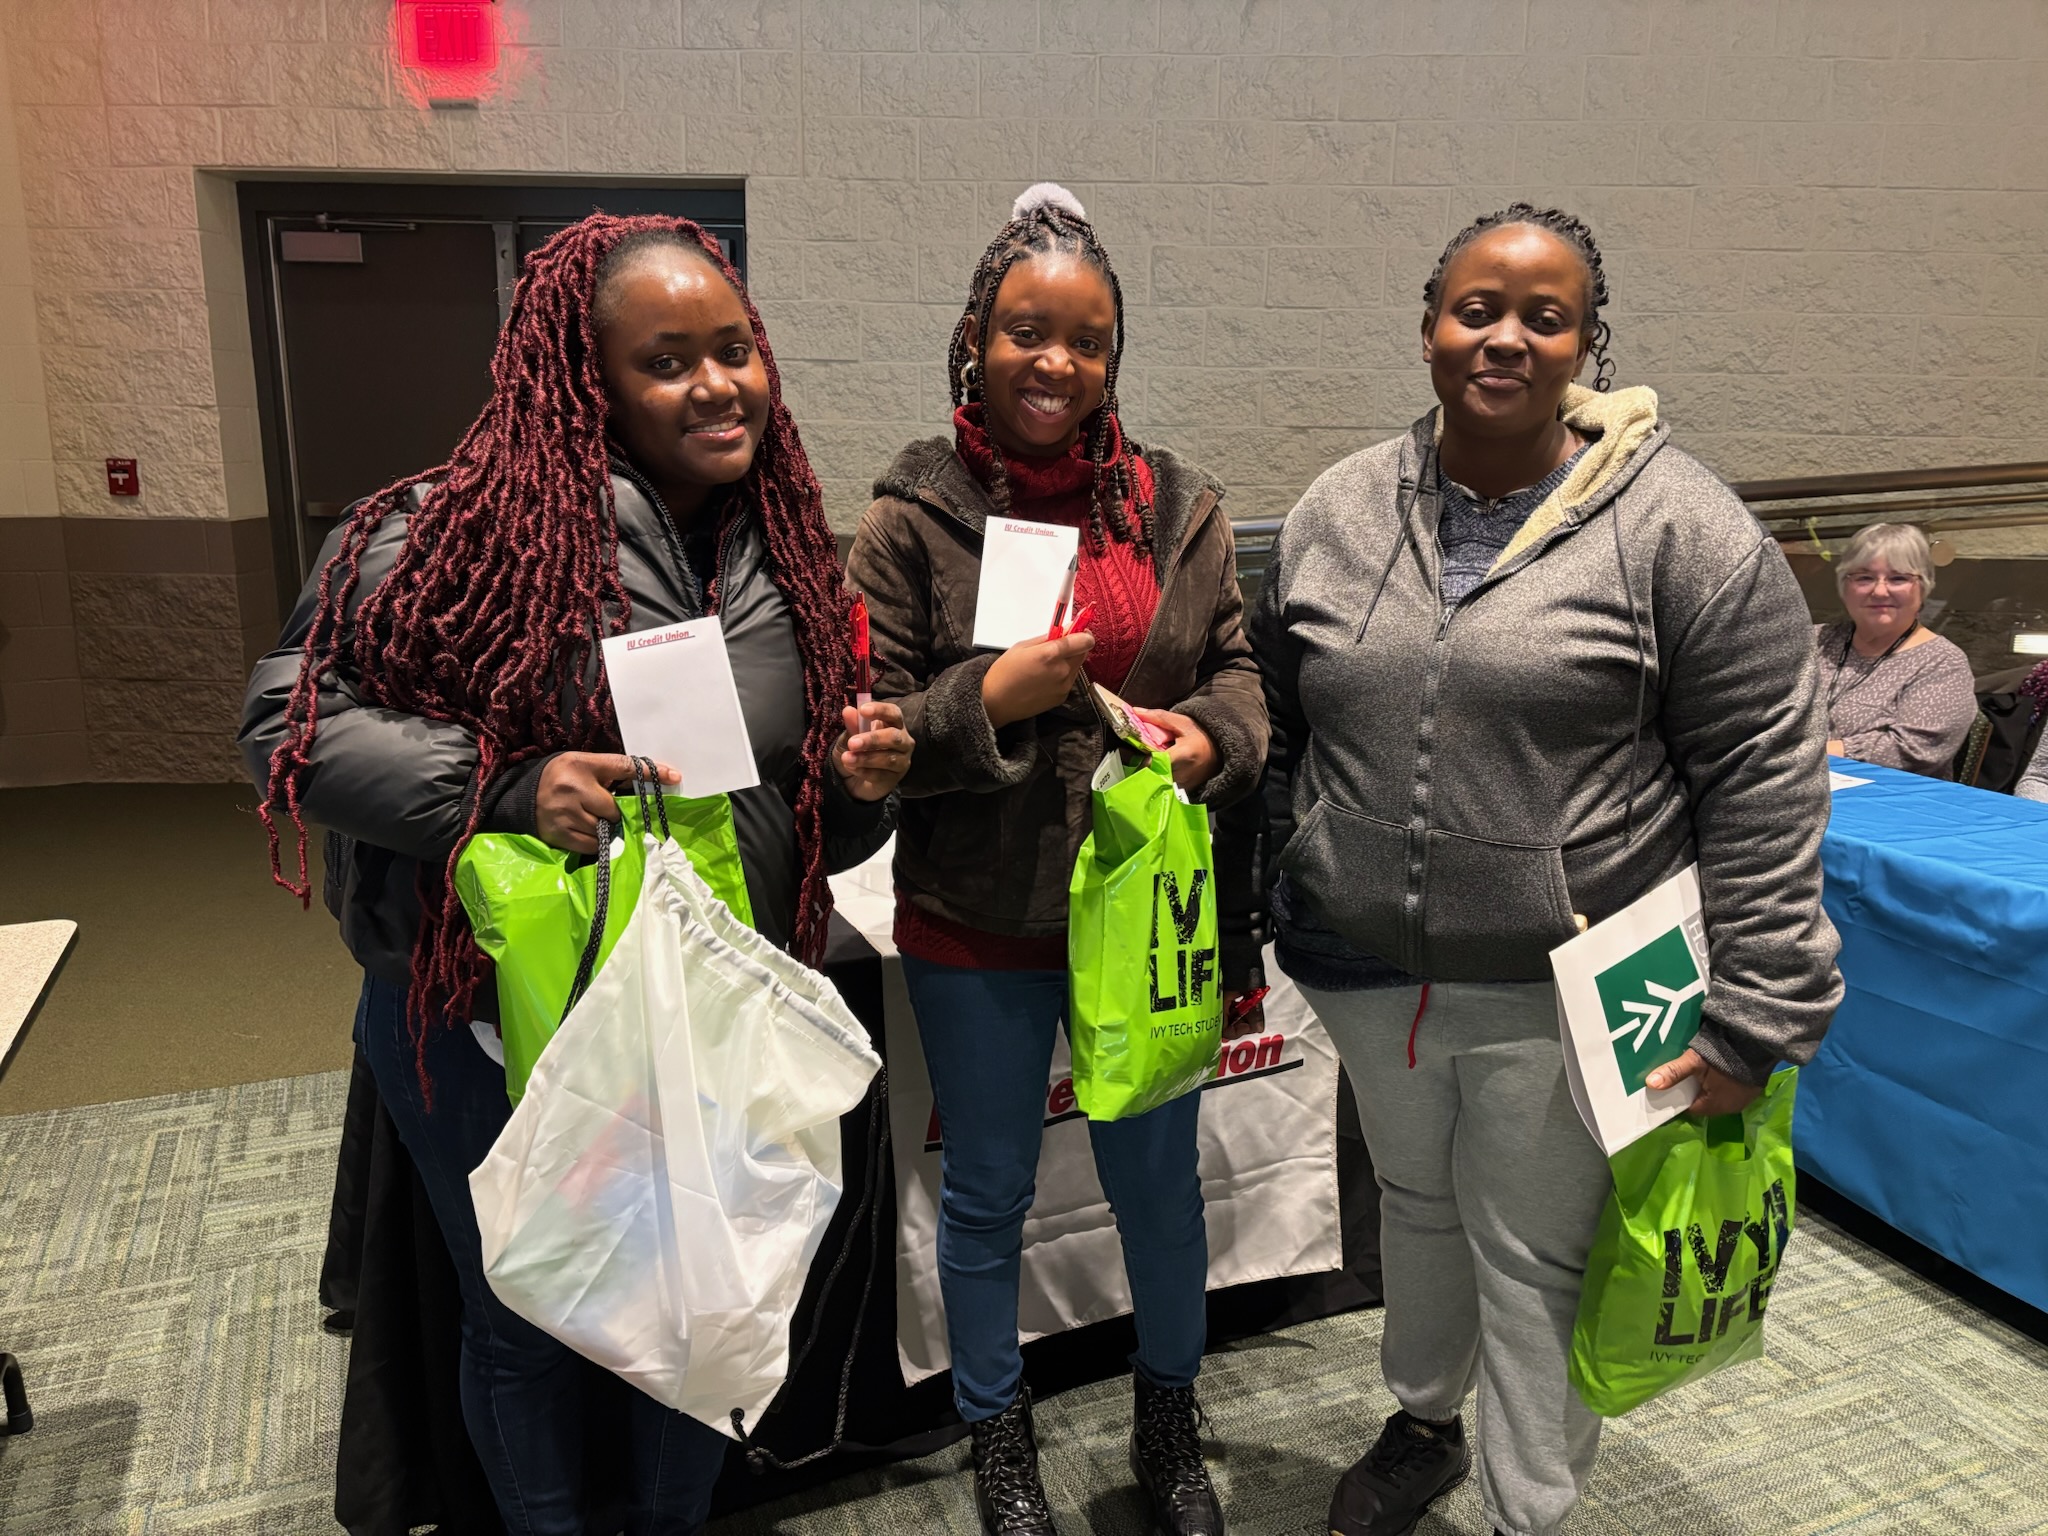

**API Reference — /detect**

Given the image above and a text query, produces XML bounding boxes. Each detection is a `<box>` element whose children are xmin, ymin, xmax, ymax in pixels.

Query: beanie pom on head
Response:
<box><xmin>1012</xmin><ymin>182</ymin><xmax>1087</xmax><ymax>224</ymax></box>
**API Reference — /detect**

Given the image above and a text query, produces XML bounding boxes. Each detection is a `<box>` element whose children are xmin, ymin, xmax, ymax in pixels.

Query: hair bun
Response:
<box><xmin>1011</xmin><ymin>182</ymin><xmax>1087</xmax><ymax>223</ymax></box>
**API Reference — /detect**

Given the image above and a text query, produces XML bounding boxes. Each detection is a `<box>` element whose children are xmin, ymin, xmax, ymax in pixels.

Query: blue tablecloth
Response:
<box><xmin>1799</xmin><ymin>758</ymin><xmax>2048</xmax><ymax>1311</ymax></box>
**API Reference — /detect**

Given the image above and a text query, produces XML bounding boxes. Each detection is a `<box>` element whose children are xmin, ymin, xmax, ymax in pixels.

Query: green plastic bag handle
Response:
<box><xmin>454</xmin><ymin>768</ymin><xmax>755</xmax><ymax>1103</ymax></box>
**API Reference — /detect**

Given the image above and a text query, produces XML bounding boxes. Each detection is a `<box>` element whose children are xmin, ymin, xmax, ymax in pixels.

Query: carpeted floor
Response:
<box><xmin>0</xmin><ymin>1072</ymin><xmax>348</xmax><ymax>1534</ymax></box>
<box><xmin>0</xmin><ymin>785</ymin><xmax>361</xmax><ymax>1115</ymax></box>
<box><xmin>1</xmin><ymin>1074</ymin><xmax>2045</xmax><ymax>1535</ymax></box>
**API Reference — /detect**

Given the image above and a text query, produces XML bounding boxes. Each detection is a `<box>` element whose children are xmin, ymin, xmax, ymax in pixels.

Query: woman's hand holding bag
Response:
<box><xmin>1130</xmin><ymin>705</ymin><xmax>1219</xmax><ymax>796</ymax></box>
<box><xmin>536</xmin><ymin>753</ymin><xmax>681</xmax><ymax>853</ymax></box>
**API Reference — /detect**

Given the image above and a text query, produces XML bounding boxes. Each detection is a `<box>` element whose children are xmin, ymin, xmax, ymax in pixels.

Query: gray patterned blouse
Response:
<box><xmin>1814</xmin><ymin>621</ymin><xmax>1978</xmax><ymax>779</ymax></box>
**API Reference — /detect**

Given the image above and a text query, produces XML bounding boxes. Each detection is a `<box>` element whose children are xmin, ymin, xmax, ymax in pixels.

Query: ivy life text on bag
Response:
<box><xmin>1067</xmin><ymin>747</ymin><xmax>1223</xmax><ymax>1122</ymax></box>
<box><xmin>455</xmin><ymin>790</ymin><xmax>753</xmax><ymax>1103</ymax></box>
<box><xmin>1570</xmin><ymin>1070</ymin><xmax>1798</xmax><ymax>1415</ymax></box>
<box><xmin>1550</xmin><ymin>863</ymin><xmax>1709</xmax><ymax>1155</ymax></box>
<box><xmin>468</xmin><ymin>808</ymin><xmax>880</xmax><ymax>1435</ymax></box>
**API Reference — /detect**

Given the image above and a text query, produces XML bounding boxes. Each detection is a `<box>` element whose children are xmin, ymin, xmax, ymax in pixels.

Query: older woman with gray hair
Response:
<box><xmin>1815</xmin><ymin>522</ymin><xmax>1977</xmax><ymax>778</ymax></box>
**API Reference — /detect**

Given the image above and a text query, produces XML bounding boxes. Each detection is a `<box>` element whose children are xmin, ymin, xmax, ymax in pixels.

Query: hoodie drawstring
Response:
<box><xmin>1610</xmin><ymin>507</ymin><xmax>1648</xmax><ymax>846</ymax></box>
<box><xmin>1406</xmin><ymin>983</ymin><xmax>1432</xmax><ymax>1069</ymax></box>
<box><xmin>1356</xmin><ymin>457</ymin><xmax>1429</xmax><ymax>645</ymax></box>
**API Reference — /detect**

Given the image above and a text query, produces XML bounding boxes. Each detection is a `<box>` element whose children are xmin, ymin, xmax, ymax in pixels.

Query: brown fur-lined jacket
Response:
<box><xmin>848</xmin><ymin>436</ymin><xmax>1268</xmax><ymax>942</ymax></box>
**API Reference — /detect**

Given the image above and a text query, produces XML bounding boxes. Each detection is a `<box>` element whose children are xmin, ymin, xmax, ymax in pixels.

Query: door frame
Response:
<box><xmin>237</xmin><ymin>178</ymin><xmax>747</xmax><ymax>614</ymax></box>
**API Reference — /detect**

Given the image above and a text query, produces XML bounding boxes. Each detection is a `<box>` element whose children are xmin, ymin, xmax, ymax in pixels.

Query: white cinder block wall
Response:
<box><xmin>3</xmin><ymin>0</ymin><xmax>2047</xmax><ymax>785</ymax></box>
<box><xmin>6</xmin><ymin>0</ymin><xmax>2048</xmax><ymax>531</ymax></box>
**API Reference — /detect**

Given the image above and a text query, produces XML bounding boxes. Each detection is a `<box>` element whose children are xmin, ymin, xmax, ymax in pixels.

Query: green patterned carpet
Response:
<box><xmin>1</xmin><ymin>1073</ymin><xmax>2044</xmax><ymax>1535</ymax></box>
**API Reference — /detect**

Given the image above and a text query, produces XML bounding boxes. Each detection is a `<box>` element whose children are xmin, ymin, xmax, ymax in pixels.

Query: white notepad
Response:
<box><xmin>601</xmin><ymin>617</ymin><xmax>761</xmax><ymax>797</ymax></box>
<box><xmin>973</xmin><ymin>517</ymin><xmax>1081</xmax><ymax>649</ymax></box>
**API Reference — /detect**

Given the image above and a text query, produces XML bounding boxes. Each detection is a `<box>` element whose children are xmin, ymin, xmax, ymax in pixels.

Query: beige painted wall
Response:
<box><xmin>2</xmin><ymin>0</ymin><xmax>2046</xmax><ymax>787</ymax></box>
<box><xmin>2</xmin><ymin>0</ymin><xmax>2046</xmax><ymax>533</ymax></box>
<box><xmin>0</xmin><ymin>24</ymin><xmax>53</xmax><ymax>521</ymax></box>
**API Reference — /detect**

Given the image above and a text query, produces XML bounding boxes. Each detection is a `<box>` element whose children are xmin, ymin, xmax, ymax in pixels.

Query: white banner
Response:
<box><xmin>830</xmin><ymin>843</ymin><xmax>1342</xmax><ymax>1387</ymax></box>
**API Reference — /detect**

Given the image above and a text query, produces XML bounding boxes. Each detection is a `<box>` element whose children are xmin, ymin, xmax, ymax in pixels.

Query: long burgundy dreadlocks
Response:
<box><xmin>260</xmin><ymin>213</ymin><xmax>849</xmax><ymax>1069</ymax></box>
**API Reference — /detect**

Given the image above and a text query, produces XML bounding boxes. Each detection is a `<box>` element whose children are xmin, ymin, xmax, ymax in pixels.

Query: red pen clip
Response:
<box><xmin>1227</xmin><ymin>985</ymin><xmax>1271</xmax><ymax>1026</ymax></box>
<box><xmin>1063</xmin><ymin>603</ymin><xmax>1094</xmax><ymax>637</ymax></box>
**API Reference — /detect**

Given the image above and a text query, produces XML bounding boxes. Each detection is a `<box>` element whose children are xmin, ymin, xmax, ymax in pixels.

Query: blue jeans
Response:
<box><xmin>355</xmin><ymin>973</ymin><xmax>728</xmax><ymax>1536</ymax></box>
<box><xmin>900</xmin><ymin>958</ymin><xmax>1209</xmax><ymax>1422</ymax></box>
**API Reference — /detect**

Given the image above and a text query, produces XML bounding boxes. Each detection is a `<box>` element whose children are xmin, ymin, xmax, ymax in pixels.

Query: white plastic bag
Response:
<box><xmin>469</xmin><ymin>833</ymin><xmax>881</xmax><ymax>1435</ymax></box>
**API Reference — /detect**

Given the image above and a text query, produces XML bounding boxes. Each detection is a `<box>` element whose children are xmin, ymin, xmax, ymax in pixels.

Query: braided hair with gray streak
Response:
<box><xmin>1423</xmin><ymin>202</ymin><xmax>1616</xmax><ymax>392</ymax></box>
<box><xmin>947</xmin><ymin>183</ymin><xmax>1152</xmax><ymax>552</ymax></box>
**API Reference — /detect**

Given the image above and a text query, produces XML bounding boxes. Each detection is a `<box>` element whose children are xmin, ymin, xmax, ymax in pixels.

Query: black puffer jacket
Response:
<box><xmin>239</xmin><ymin>471</ymin><xmax>895</xmax><ymax>998</ymax></box>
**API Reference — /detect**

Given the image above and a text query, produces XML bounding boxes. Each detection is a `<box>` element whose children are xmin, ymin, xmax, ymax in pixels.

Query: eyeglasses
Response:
<box><xmin>1844</xmin><ymin>571</ymin><xmax>1922</xmax><ymax>592</ymax></box>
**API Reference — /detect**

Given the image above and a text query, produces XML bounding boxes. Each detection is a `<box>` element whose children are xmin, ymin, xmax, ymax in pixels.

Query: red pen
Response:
<box><xmin>850</xmin><ymin>591</ymin><xmax>873</xmax><ymax>728</ymax></box>
<box><xmin>1046</xmin><ymin>551</ymin><xmax>1080</xmax><ymax>640</ymax></box>
<box><xmin>1064</xmin><ymin>603</ymin><xmax>1094</xmax><ymax>636</ymax></box>
<box><xmin>1228</xmin><ymin>985</ymin><xmax>1271</xmax><ymax>1027</ymax></box>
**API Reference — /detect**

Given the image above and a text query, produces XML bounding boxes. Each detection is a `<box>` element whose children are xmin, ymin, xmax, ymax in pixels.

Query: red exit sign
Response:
<box><xmin>106</xmin><ymin>458</ymin><xmax>139</xmax><ymax>496</ymax></box>
<box><xmin>395</xmin><ymin>0</ymin><xmax>499</xmax><ymax>77</ymax></box>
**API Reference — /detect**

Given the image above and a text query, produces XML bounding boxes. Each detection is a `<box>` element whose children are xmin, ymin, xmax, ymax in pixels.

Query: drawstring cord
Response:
<box><xmin>1610</xmin><ymin>507</ymin><xmax>1648</xmax><ymax>847</ymax></box>
<box><xmin>1356</xmin><ymin>450</ymin><xmax>1429</xmax><ymax>645</ymax></box>
<box><xmin>1406</xmin><ymin>983</ymin><xmax>1432</xmax><ymax>1069</ymax></box>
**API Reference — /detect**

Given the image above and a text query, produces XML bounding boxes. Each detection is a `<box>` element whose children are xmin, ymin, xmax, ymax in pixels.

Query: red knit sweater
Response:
<box><xmin>894</xmin><ymin>407</ymin><xmax>1161</xmax><ymax>971</ymax></box>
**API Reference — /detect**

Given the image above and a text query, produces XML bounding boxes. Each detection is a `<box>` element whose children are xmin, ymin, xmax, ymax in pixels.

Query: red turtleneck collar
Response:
<box><xmin>952</xmin><ymin>404</ymin><xmax>1154</xmax><ymax>517</ymax></box>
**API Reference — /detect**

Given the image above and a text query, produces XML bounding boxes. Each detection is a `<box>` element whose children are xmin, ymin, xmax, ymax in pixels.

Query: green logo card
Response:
<box><xmin>1594</xmin><ymin>926</ymin><xmax>1706</xmax><ymax>1095</ymax></box>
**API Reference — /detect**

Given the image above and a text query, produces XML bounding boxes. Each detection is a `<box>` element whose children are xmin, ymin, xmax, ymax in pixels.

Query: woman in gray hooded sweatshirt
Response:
<box><xmin>1235</xmin><ymin>205</ymin><xmax>1841</xmax><ymax>1536</ymax></box>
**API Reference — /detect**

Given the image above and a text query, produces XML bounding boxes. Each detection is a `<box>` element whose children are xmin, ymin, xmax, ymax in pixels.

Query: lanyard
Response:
<box><xmin>1827</xmin><ymin>623</ymin><xmax>1919</xmax><ymax>713</ymax></box>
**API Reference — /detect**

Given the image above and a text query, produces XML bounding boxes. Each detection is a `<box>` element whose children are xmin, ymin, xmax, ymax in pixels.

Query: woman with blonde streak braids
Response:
<box><xmin>239</xmin><ymin>214</ymin><xmax>911</xmax><ymax>1536</ymax></box>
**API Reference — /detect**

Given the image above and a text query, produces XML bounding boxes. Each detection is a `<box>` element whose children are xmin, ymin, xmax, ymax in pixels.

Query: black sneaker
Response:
<box><xmin>1129</xmin><ymin>1374</ymin><xmax>1225</xmax><ymax>1535</ymax></box>
<box><xmin>1326</xmin><ymin>1410</ymin><xmax>1470</xmax><ymax>1536</ymax></box>
<box><xmin>970</xmin><ymin>1385</ymin><xmax>1057</xmax><ymax>1535</ymax></box>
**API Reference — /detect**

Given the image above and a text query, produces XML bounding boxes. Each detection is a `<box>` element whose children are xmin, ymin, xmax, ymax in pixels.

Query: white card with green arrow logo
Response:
<box><xmin>1549</xmin><ymin>864</ymin><xmax>1707</xmax><ymax>1154</ymax></box>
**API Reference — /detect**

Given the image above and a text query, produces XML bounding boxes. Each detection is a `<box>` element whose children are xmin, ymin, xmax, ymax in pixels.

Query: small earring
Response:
<box><xmin>959</xmin><ymin>357</ymin><xmax>979</xmax><ymax>393</ymax></box>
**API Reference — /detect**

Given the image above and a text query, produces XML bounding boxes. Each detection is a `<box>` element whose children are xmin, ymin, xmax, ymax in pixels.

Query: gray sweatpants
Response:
<box><xmin>1299</xmin><ymin>981</ymin><xmax>1613</xmax><ymax>1536</ymax></box>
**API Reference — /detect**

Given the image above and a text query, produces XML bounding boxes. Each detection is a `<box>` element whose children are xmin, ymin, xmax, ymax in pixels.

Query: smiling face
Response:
<box><xmin>1841</xmin><ymin>558</ymin><xmax>1927</xmax><ymax>646</ymax></box>
<box><xmin>964</xmin><ymin>251</ymin><xmax>1114</xmax><ymax>458</ymax></box>
<box><xmin>595</xmin><ymin>244</ymin><xmax>769</xmax><ymax>518</ymax></box>
<box><xmin>1423</xmin><ymin>223</ymin><xmax>1595</xmax><ymax>441</ymax></box>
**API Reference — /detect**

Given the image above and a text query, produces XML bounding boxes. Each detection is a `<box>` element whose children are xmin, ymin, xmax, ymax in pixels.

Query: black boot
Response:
<box><xmin>1129</xmin><ymin>1374</ymin><xmax>1224</xmax><ymax>1535</ymax></box>
<box><xmin>1326</xmin><ymin>1409</ymin><xmax>1470</xmax><ymax>1536</ymax></box>
<box><xmin>970</xmin><ymin>1385</ymin><xmax>1056</xmax><ymax>1535</ymax></box>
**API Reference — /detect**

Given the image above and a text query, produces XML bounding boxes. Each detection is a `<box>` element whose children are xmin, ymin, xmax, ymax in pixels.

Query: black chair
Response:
<box><xmin>1957</xmin><ymin>665</ymin><xmax>2047</xmax><ymax>792</ymax></box>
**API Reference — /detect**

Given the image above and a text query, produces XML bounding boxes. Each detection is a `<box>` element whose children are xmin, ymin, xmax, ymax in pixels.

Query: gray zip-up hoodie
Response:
<box><xmin>1241</xmin><ymin>384</ymin><xmax>1841</xmax><ymax>1084</ymax></box>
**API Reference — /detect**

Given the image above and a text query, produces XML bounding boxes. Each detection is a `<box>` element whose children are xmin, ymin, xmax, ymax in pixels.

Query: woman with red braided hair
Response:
<box><xmin>239</xmin><ymin>214</ymin><xmax>910</xmax><ymax>1535</ymax></box>
<box><xmin>849</xmin><ymin>184</ymin><xmax>1268</xmax><ymax>1536</ymax></box>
